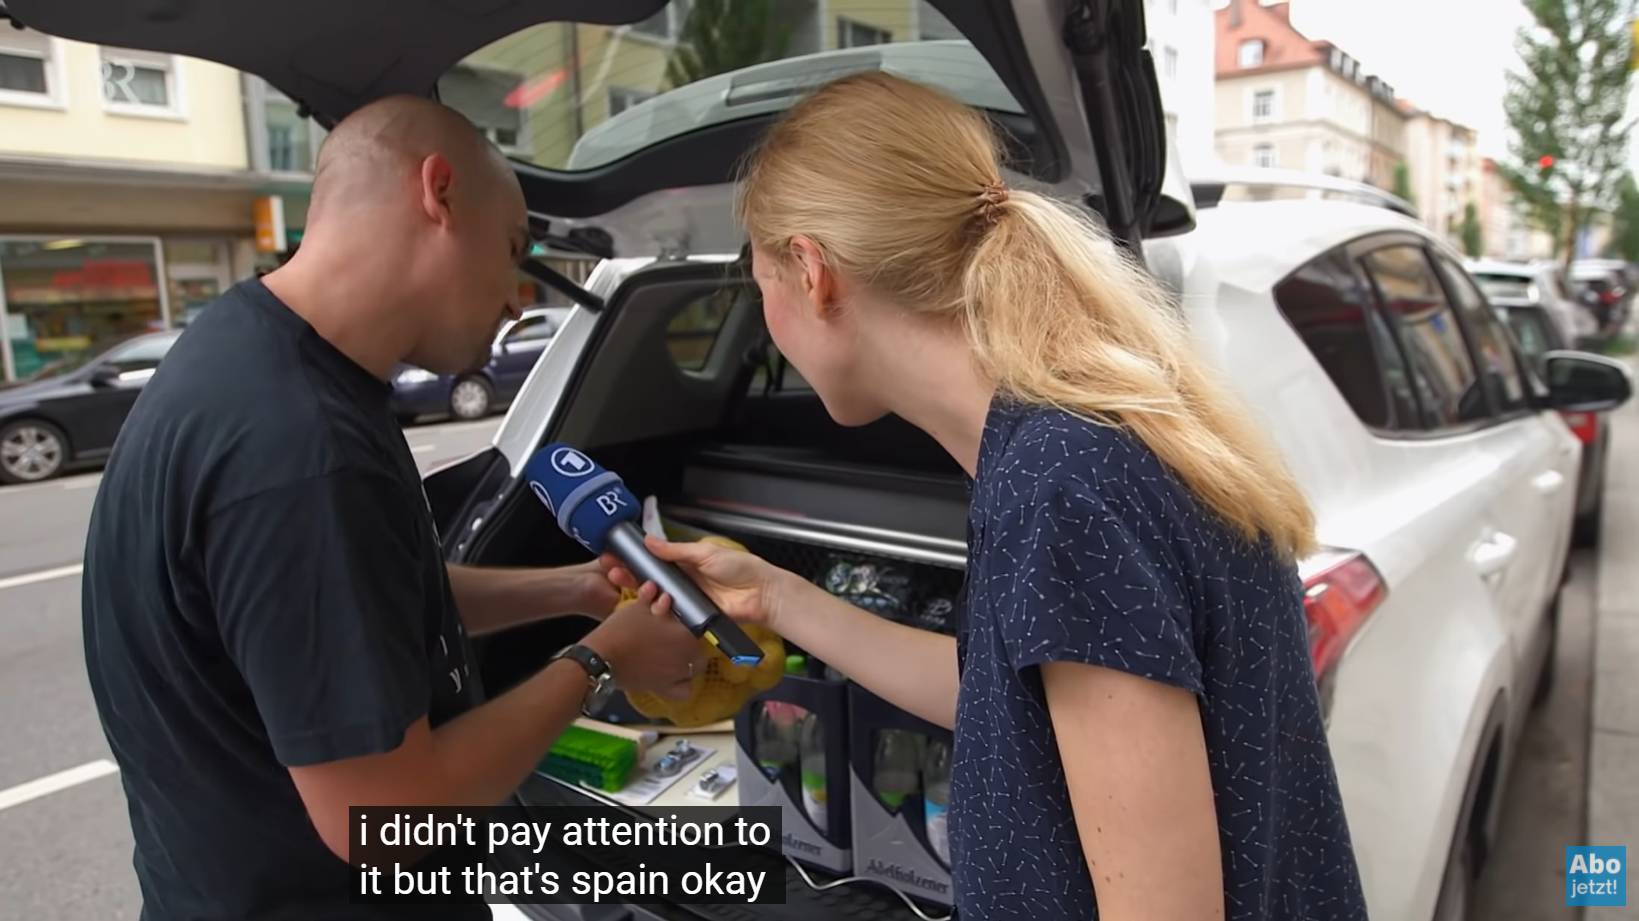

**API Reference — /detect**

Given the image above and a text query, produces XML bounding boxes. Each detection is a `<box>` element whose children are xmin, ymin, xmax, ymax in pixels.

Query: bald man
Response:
<box><xmin>82</xmin><ymin>96</ymin><xmax>704</xmax><ymax>920</ymax></box>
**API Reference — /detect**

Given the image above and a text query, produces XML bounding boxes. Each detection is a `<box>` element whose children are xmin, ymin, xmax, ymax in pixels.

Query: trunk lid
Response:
<box><xmin>6</xmin><ymin>0</ymin><xmax>1192</xmax><ymax>246</ymax></box>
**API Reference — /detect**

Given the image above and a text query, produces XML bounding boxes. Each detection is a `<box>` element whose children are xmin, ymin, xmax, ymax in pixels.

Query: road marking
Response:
<box><xmin>0</xmin><ymin>563</ymin><xmax>83</xmax><ymax>591</ymax></box>
<box><xmin>0</xmin><ymin>759</ymin><xmax>119</xmax><ymax>812</ymax></box>
<box><xmin>411</xmin><ymin>444</ymin><xmax>436</xmax><ymax>454</ymax></box>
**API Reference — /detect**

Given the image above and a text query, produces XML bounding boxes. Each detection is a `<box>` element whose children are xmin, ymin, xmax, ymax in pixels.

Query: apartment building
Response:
<box><xmin>0</xmin><ymin>23</ymin><xmax>317</xmax><ymax>381</ymax></box>
<box><xmin>1145</xmin><ymin>0</ymin><xmax>1217</xmax><ymax>176</ymax></box>
<box><xmin>1402</xmin><ymin>104</ymin><xmax>1481</xmax><ymax>240</ymax></box>
<box><xmin>1212</xmin><ymin>0</ymin><xmax>1407</xmax><ymax>188</ymax></box>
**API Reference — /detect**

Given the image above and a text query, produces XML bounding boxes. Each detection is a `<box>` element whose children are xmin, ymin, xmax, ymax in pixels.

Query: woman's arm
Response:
<box><xmin>771</xmin><ymin>575</ymin><xmax>958</xmax><ymax>730</ymax></box>
<box><xmin>605</xmin><ymin>537</ymin><xmax>959</xmax><ymax>730</ymax></box>
<box><xmin>1040</xmin><ymin>660</ymin><xmax>1224</xmax><ymax>921</ymax></box>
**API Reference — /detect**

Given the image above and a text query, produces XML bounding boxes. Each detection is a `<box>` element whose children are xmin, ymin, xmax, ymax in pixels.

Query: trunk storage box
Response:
<box><xmin>848</xmin><ymin>685</ymin><xmax>955</xmax><ymax>908</ymax></box>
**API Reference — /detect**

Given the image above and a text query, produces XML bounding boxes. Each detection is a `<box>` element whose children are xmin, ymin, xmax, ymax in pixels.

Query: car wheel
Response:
<box><xmin>1573</xmin><ymin>499</ymin><xmax>1602</xmax><ymax>548</ymax></box>
<box><xmin>1431</xmin><ymin>828</ymin><xmax>1474</xmax><ymax>921</ymax></box>
<box><xmin>1531</xmin><ymin>593</ymin><xmax>1560</xmax><ymax>709</ymax></box>
<box><xmin>0</xmin><ymin>419</ymin><xmax>69</xmax><ymax>485</ymax></box>
<box><xmin>449</xmin><ymin>376</ymin><xmax>493</xmax><ymax>420</ymax></box>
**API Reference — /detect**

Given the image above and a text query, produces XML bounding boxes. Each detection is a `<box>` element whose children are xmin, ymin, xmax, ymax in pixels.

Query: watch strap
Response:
<box><xmin>554</xmin><ymin>644</ymin><xmax>612</xmax><ymax>683</ymax></box>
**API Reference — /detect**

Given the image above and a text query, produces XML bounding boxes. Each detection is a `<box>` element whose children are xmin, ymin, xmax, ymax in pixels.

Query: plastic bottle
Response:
<box><xmin>922</xmin><ymin>737</ymin><xmax>951</xmax><ymax>866</ymax></box>
<box><xmin>799</xmin><ymin>711</ymin><xmax>829</xmax><ymax>834</ymax></box>
<box><xmin>873</xmin><ymin>729</ymin><xmax>923</xmax><ymax>811</ymax></box>
<box><xmin>754</xmin><ymin>702</ymin><xmax>800</xmax><ymax>781</ymax></box>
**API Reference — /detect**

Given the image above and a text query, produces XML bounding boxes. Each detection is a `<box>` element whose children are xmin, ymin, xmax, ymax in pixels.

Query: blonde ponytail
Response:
<box><xmin>738</xmin><ymin>72</ymin><xmax>1317</xmax><ymax>560</ymax></box>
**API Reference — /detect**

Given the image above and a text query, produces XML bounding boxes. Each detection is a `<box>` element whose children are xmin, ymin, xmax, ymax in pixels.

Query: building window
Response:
<box><xmin>608</xmin><ymin>86</ymin><xmax>656</xmax><ymax>116</ymax></box>
<box><xmin>438</xmin><ymin>64</ymin><xmax>524</xmax><ymax>155</ymax></box>
<box><xmin>265</xmin><ymin>95</ymin><xmax>315</xmax><ymax>172</ymax></box>
<box><xmin>1238</xmin><ymin>39</ymin><xmax>1265</xmax><ymax>68</ymax></box>
<box><xmin>1254</xmin><ymin>144</ymin><xmax>1278</xmax><ymax>168</ymax></box>
<box><xmin>0</xmin><ymin>28</ymin><xmax>63</xmax><ymax>107</ymax></box>
<box><xmin>1253</xmin><ymin>89</ymin><xmax>1276</xmax><ymax>121</ymax></box>
<box><xmin>1164</xmin><ymin>46</ymin><xmax>1179</xmax><ymax>79</ymax></box>
<box><xmin>100</xmin><ymin>48</ymin><xmax>179</xmax><ymax>115</ymax></box>
<box><xmin>839</xmin><ymin>17</ymin><xmax>892</xmax><ymax>48</ymax></box>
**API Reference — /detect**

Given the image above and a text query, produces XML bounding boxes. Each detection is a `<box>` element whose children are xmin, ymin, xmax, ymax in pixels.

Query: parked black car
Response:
<box><xmin>390</xmin><ymin>307</ymin><xmax>569</xmax><ymax>422</ymax></box>
<box><xmin>1493</xmin><ymin>301</ymin><xmax>1611</xmax><ymax>544</ymax></box>
<box><xmin>0</xmin><ymin>329</ymin><xmax>180</xmax><ymax>484</ymax></box>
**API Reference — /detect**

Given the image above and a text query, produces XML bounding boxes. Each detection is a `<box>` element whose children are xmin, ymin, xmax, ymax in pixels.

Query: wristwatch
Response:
<box><xmin>552</xmin><ymin>644</ymin><xmax>617</xmax><ymax>717</ymax></box>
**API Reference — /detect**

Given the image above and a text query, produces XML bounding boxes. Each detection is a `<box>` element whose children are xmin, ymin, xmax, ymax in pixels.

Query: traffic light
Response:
<box><xmin>1538</xmin><ymin>154</ymin><xmax>1556</xmax><ymax>171</ymax></box>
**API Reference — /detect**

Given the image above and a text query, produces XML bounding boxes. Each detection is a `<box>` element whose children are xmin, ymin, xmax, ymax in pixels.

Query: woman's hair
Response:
<box><xmin>736</xmin><ymin>72</ymin><xmax>1317</xmax><ymax>560</ymax></box>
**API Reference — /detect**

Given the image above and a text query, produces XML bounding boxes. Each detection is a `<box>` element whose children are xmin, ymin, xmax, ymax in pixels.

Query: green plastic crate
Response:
<box><xmin>540</xmin><ymin>725</ymin><xmax>638</xmax><ymax>792</ymax></box>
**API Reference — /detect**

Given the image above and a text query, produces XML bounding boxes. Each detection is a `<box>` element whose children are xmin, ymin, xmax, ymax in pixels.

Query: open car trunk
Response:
<box><xmin>441</xmin><ymin>258</ymin><xmax>974</xmax><ymax>920</ymax></box>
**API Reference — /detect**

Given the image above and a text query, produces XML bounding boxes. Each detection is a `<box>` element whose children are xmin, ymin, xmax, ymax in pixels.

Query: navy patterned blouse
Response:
<box><xmin>949</xmin><ymin>397</ymin><xmax>1368</xmax><ymax>920</ymax></box>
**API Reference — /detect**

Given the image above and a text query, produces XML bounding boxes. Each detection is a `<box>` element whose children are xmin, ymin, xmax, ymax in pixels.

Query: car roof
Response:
<box><xmin>1188</xmin><ymin>200</ymin><xmax>1429</xmax><ymax>293</ymax></box>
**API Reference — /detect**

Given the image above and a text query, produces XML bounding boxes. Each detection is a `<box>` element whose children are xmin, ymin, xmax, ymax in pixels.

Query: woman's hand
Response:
<box><xmin>598</xmin><ymin>535</ymin><xmax>791</xmax><ymax>632</ymax></box>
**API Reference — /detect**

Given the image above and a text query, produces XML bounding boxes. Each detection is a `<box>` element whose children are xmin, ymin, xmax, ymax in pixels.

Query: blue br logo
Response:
<box><xmin>1567</xmin><ymin>846</ymin><xmax>1626</xmax><ymax>907</ymax></box>
<box><xmin>550</xmin><ymin>447</ymin><xmax>594</xmax><ymax>478</ymax></box>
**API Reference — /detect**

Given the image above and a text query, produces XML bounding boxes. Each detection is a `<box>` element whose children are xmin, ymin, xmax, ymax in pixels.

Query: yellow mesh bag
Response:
<box><xmin>620</xmin><ymin>533</ymin><xmax>786</xmax><ymax>726</ymax></box>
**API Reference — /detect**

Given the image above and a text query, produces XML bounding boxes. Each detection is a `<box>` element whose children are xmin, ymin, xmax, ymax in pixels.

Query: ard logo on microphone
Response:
<box><xmin>551</xmin><ymin>447</ymin><xmax>594</xmax><ymax>478</ymax></box>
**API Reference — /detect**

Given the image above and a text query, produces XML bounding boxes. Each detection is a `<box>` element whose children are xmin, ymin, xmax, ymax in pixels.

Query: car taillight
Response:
<box><xmin>1300</xmin><ymin>548</ymin><xmax>1388</xmax><ymax>715</ymax></box>
<box><xmin>1601</xmin><ymin>289</ymin><xmax>1620</xmax><ymax>305</ymax></box>
<box><xmin>1560</xmin><ymin>410</ymin><xmax>1599</xmax><ymax>444</ymax></box>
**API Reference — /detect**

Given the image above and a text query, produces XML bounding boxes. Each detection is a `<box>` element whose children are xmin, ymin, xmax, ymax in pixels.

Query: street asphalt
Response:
<box><xmin>0</xmin><ymin>411</ymin><xmax>1621</xmax><ymax>920</ymax></box>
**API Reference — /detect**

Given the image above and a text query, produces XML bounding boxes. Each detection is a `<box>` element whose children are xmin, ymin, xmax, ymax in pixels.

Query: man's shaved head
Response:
<box><xmin>277</xmin><ymin>95</ymin><xmax>531</xmax><ymax>378</ymax></box>
<box><xmin>309</xmin><ymin>95</ymin><xmax>513</xmax><ymax>226</ymax></box>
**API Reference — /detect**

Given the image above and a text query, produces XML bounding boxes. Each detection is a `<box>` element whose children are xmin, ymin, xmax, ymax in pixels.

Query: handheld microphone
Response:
<box><xmin>522</xmin><ymin>443</ymin><xmax>765</xmax><ymax>667</ymax></box>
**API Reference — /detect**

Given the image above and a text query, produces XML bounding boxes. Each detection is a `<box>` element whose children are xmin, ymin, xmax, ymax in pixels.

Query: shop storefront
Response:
<box><xmin>0</xmin><ymin>236</ymin><xmax>173</xmax><ymax>381</ymax></box>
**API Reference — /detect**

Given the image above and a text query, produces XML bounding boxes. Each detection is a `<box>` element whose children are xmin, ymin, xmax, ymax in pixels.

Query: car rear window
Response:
<box><xmin>1473</xmin><ymin>273</ymin><xmax>1534</xmax><ymax>302</ymax></box>
<box><xmin>1274</xmin><ymin>248</ymin><xmax>1415</xmax><ymax>430</ymax></box>
<box><xmin>666</xmin><ymin>286</ymin><xmax>737</xmax><ymax>372</ymax></box>
<box><xmin>438</xmin><ymin>1</ymin><xmax>1021</xmax><ymax>172</ymax></box>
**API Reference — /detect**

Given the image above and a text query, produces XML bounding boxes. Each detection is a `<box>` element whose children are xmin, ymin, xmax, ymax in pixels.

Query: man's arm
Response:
<box><xmin>288</xmin><ymin>601</ymin><xmax>705</xmax><ymax>863</ymax></box>
<box><xmin>446</xmin><ymin>562</ymin><xmax>620</xmax><ymax>636</ymax></box>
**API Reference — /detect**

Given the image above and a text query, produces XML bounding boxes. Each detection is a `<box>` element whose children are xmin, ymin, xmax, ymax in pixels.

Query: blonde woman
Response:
<box><xmin>605</xmin><ymin>73</ymin><xmax>1368</xmax><ymax>921</ymax></box>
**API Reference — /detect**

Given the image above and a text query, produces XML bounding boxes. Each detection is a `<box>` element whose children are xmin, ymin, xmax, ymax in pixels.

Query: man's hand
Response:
<box><xmin>559</xmin><ymin>560</ymin><xmax>622</xmax><ymax>620</ymax></box>
<box><xmin>581</xmin><ymin>600</ymin><xmax>708</xmax><ymax>701</ymax></box>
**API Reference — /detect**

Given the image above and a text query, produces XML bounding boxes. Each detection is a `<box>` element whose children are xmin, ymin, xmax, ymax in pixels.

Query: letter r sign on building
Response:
<box><xmin>1567</xmin><ymin>846</ymin><xmax>1626</xmax><ymax>907</ymax></box>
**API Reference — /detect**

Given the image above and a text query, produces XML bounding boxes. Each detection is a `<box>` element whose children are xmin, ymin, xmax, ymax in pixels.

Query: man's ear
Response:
<box><xmin>788</xmin><ymin>236</ymin><xmax>836</xmax><ymax>317</ymax></box>
<box><xmin>419</xmin><ymin>153</ymin><xmax>456</xmax><ymax>227</ymax></box>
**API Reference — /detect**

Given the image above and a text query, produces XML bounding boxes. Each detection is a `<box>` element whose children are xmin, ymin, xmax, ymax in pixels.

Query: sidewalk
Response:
<box><xmin>1587</xmin><ymin>351</ymin><xmax>1639</xmax><ymax>920</ymax></box>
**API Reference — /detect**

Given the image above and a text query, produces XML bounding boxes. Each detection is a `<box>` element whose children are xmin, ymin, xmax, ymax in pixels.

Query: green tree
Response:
<box><xmin>1391</xmin><ymin>161</ymin><xmax>1416</xmax><ymax>208</ymax></box>
<box><xmin>1609</xmin><ymin>174</ymin><xmax>1639</xmax><ymax>261</ymax></box>
<box><xmin>1460</xmin><ymin>201</ymin><xmax>1485</xmax><ymax>257</ymax></box>
<box><xmin>664</xmin><ymin>0</ymin><xmax>792</xmax><ymax>88</ymax></box>
<box><xmin>1500</xmin><ymin>0</ymin><xmax>1637</xmax><ymax>266</ymax></box>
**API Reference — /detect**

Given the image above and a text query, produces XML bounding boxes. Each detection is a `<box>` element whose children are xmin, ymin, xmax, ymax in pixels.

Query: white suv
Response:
<box><xmin>476</xmin><ymin>195</ymin><xmax>1626</xmax><ymax>921</ymax></box>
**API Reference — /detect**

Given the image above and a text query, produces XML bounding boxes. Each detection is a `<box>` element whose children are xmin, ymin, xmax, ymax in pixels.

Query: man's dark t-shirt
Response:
<box><xmin>82</xmin><ymin>279</ymin><xmax>486</xmax><ymax>920</ymax></box>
